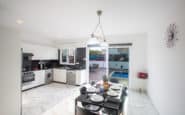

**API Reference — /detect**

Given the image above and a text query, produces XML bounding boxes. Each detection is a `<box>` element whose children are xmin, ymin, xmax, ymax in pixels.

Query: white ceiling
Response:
<box><xmin>0</xmin><ymin>0</ymin><xmax>182</xmax><ymax>44</ymax></box>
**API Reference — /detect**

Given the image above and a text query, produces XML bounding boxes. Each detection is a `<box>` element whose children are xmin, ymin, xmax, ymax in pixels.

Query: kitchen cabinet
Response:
<box><xmin>76</xmin><ymin>70</ymin><xmax>87</xmax><ymax>85</ymax></box>
<box><xmin>68</xmin><ymin>48</ymin><xmax>75</xmax><ymax>63</ymax></box>
<box><xmin>34</xmin><ymin>70</ymin><xmax>45</xmax><ymax>85</ymax></box>
<box><xmin>53</xmin><ymin>69</ymin><xmax>67</xmax><ymax>83</ymax></box>
<box><xmin>61</xmin><ymin>49</ymin><xmax>68</xmax><ymax>63</ymax></box>
<box><xmin>76</xmin><ymin>48</ymin><xmax>86</xmax><ymax>64</ymax></box>
<box><xmin>52</xmin><ymin>68</ymin><xmax>87</xmax><ymax>85</ymax></box>
<box><xmin>22</xmin><ymin>43</ymin><xmax>58</xmax><ymax>60</ymax></box>
<box><xmin>60</xmin><ymin>48</ymin><xmax>75</xmax><ymax>65</ymax></box>
<box><xmin>46</xmin><ymin>47</ymin><xmax>58</xmax><ymax>60</ymax></box>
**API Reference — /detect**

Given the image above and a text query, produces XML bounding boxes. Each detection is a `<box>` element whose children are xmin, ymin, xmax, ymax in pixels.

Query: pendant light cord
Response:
<box><xmin>91</xmin><ymin>10</ymin><xmax>106</xmax><ymax>42</ymax></box>
<box><xmin>92</xmin><ymin>14</ymin><xmax>101</xmax><ymax>36</ymax></box>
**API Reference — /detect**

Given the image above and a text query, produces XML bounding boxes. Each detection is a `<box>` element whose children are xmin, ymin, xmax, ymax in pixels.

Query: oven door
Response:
<box><xmin>22</xmin><ymin>72</ymin><xmax>35</xmax><ymax>83</ymax></box>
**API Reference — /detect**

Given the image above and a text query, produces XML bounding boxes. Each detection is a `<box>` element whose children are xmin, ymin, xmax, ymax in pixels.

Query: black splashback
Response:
<box><xmin>31</xmin><ymin>60</ymin><xmax>59</xmax><ymax>70</ymax></box>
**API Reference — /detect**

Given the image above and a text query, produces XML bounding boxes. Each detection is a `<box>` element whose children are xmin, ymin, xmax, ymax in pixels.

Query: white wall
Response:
<box><xmin>0</xmin><ymin>27</ymin><xmax>21</xmax><ymax>115</ymax></box>
<box><xmin>56</xmin><ymin>42</ymin><xmax>87</xmax><ymax>48</ymax></box>
<box><xmin>147</xmin><ymin>1</ymin><xmax>185</xmax><ymax>115</ymax></box>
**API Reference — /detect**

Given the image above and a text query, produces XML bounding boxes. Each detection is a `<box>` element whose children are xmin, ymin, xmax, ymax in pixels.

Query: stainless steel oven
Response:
<box><xmin>22</xmin><ymin>71</ymin><xmax>35</xmax><ymax>83</ymax></box>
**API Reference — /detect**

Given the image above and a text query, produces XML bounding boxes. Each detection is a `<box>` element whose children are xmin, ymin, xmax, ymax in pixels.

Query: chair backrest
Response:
<box><xmin>77</xmin><ymin>107</ymin><xmax>97</xmax><ymax>115</ymax></box>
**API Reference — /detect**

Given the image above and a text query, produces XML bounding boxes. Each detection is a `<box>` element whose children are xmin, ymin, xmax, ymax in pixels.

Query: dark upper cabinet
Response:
<box><xmin>76</xmin><ymin>48</ymin><xmax>86</xmax><ymax>66</ymax></box>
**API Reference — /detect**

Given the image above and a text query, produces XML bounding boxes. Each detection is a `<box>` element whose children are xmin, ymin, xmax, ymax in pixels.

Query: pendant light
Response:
<box><xmin>87</xmin><ymin>10</ymin><xmax>108</xmax><ymax>47</ymax></box>
<box><xmin>87</xmin><ymin>34</ymin><xmax>101</xmax><ymax>47</ymax></box>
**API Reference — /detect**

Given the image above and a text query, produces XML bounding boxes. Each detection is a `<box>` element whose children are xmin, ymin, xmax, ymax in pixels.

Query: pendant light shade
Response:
<box><xmin>100</xmin><ymin>41</ymin><xmax>108</xmax><ymax>47</ymax></box>
<box><xmin>87</xmin><ymin>36</ymin><xmax>100</xmax><ymax>47</ymax></box>
<box><xmin>87</xmin><ymin>10</ymin><xmax>108</xmax><ymax>47</ymax></box>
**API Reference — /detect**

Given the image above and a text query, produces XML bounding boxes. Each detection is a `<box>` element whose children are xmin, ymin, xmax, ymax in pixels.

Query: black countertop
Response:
<box><xmin>23</xmin><ymin>67</ymin><xmax>86</xmax><ymax>72</ymax></box>
<box><xmin>55</xmin><ymin>67</ymin><xmax>86</xmax><ymax>70</ymax></box>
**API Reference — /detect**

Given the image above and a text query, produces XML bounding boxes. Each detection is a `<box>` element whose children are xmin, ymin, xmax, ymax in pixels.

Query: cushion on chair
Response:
<box><xmin>109</xmin><ymin>78</ymin><xmax>119</xmax><ymax>83</ymax></box>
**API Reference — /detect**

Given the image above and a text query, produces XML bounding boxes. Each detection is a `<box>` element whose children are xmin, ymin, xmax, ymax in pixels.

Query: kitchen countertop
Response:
<box><xmin>32</xmin><ymin>68</ymin><xmax>53</xmax><ymax>71</ymax></box>
<box><xmin>22</xmin><ymin>68</ymin><xmax>53</xmax><ymax>72</ymax></box>
<box><xmin>23</xmin><ymin>67</ymin><xmax>86</xmax><ymax>72</ymax></box>
<box><xmin>54</xmin><ymin>66</ymin><xmax>86</xmax><ymax>70</ymax></box>
<box><xmin>66</xmin><ymin>68</ymin><xmax>86</xmax><ymax>70</ymax></box>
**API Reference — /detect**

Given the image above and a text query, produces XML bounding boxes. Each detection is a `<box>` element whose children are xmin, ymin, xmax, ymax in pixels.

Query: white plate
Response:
<box><xmin>90</xmin><ymin>94</ymin><xmax>104</xmax><ymax>102</ymax></box>
<box><xmin>84</xmin><ymin>104</ymin><xmax>100</xmax><ymax>111</ymax></box>
<box><xmin>87</xmin><ymin>87</ymin><xmax>97</xmax><ymax>92</ymax></box>
<box><xmin>107</xmin><ymin>90</ymin><xmax>119</xmax><ymax>97</ymax></box>
<box><xmin>110</xmin><ymin>85</ymin><xmax>121</xmax><ymax>90</ymax></box>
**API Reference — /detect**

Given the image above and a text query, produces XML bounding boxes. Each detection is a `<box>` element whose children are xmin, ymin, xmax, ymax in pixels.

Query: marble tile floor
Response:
<box><xmin>124</xmin><ymin>90</ymin><xmax>159</xmax><ymax>115</ymax></box>
<box><xmin>22</xmin><ymin>83</ymin><xmax>80</xmax><ymax>115</ymax></box>
<box><xmin>22</xmin><ymin>83</ymin><xmax>159</xmax><ymax>115</ymax></box>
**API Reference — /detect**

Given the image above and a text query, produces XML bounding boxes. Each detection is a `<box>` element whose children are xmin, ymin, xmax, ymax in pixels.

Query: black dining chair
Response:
<box><xmin>119</xmin><ymin>88</ymin><xmax>127</xmax><ymax>115</ymax></box>
<box><xmin>77</xmin><ymin>106</ymin><xmax>98</xmax><ymax>115</ymax></box>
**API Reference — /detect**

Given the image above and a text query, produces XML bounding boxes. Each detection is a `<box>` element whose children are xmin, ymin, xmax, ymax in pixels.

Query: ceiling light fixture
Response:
<box><xmin>16</xmin><ymin>19</ymin><xmax>24</xmax><ymax>24</ymax></box>
<box><xmin>87</xmin><ymin>10</ymin><xmax>108</xmax><ymax>47</ymax></box>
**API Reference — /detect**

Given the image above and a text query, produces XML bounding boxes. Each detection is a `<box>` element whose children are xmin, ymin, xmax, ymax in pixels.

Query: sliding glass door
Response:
<box><xmin>87</xmin><ymin>45</ymin><xmax>130</xmax><ymax>86</ymax></box>
<box><xmin>108</xmin><ymin>47</ymin><xmax>129</xmax><ymax>86</ymax></box>
<box><xmin>88</xmin><ymin>46</ymin><xmax>108</xmax><ymax>82</ymax></box>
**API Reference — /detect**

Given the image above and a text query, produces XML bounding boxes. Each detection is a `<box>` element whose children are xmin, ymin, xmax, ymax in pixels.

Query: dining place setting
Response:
<box><xmin>75</xmin><ymin>76</ymin><xmax>127</xmax><ymax>115</ymax></box>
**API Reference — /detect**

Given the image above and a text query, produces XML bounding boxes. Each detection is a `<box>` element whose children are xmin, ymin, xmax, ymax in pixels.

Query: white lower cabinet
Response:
<box><xmin>53</xmin><ymin>69</ymin><xmax>67</xmax><ymax>83</ymax></box>
<box><xmin>76</xmin><ymin>70</ymin><xmax>86</xmax><ymax>85</ymax></box>
<box><xmin>34</xmin><ymin>70</ymin><xmax>45</xmax><ymax>86</ymax></box>
<box><xmin>22</xmin><ymin>69</ymin><xmax>87</xmax><ymax>90</ymax></box>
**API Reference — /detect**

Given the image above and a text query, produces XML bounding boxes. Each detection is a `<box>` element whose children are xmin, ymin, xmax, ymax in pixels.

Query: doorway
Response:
<box><xmin>88</xmin><ymin>46</ymin><xmax>108</xmax><ymax>82</ymax></box>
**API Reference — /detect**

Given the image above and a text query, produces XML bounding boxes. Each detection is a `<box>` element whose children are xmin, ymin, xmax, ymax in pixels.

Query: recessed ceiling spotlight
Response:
<box><xmin>16</xmin><ymin>19</ymin><xmax>24</xmax><ymax>24</ymax></box>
